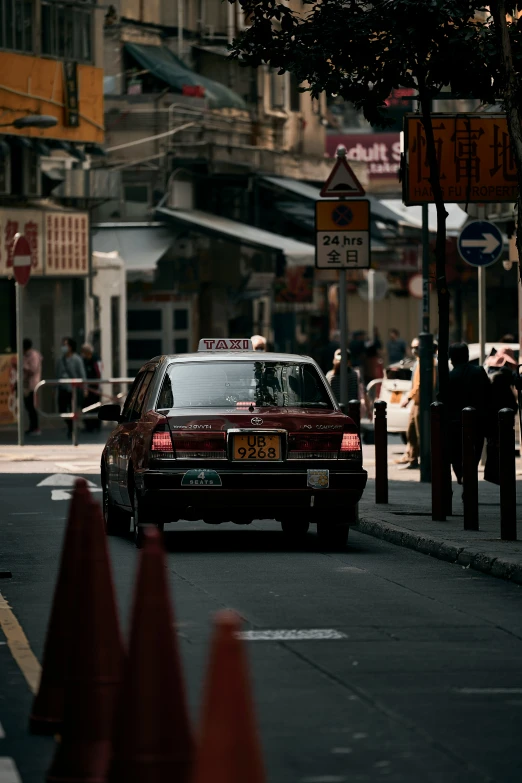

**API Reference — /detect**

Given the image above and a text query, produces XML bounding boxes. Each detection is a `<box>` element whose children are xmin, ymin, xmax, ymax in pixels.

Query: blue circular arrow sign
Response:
<box><xmin>457</xmin><ymin>220</ymin><xmax>503</xmax><ymax>268</ymax></box>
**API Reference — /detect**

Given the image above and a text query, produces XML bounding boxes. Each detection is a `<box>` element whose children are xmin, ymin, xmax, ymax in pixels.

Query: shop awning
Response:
<box><xmin>261</xmin><ymin>176</ymin><xmax>403</xmax><ymax>225</ymax></box>
<box><xmin>379</xmin><ymin>200</ymin><xmax>469</xmax><ymax>234</ymax></box>
<box><xmin>124</xmin><ymin>43</ymin><xmax>246</xmax><ymax>111</ymax></box>
<box><xmin>91</xmin><ymin>223</ymin><xmax>173</xmax><ymax>271</ymax></box>
<box><xmin>157</xmin><ymin>207</ymin><xmax>315</xmax><ymax>267</ymax></box>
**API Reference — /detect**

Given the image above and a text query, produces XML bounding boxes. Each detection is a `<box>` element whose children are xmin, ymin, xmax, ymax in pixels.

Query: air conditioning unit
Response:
<box><xmin>23</xmin><ymin>149</ymin><xmax>41</xmax><ymax>197</ymax></box>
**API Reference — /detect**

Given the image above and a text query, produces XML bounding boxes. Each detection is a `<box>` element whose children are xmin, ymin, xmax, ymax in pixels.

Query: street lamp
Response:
<box><xmin>0</xmin><ymin>115</ymin><xmax>58</xmax><ymax>129</ymax></box>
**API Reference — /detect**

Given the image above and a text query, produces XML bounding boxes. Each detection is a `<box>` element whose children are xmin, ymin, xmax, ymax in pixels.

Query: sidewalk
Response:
<box><xmin>0</xmin><ymin>444</ymin><xmax>103</xmax><ymax>474</ymax></box>
<box><xmin>358</xmin><ymin>441</ymin><xmax>522</xmax><ymax>585</ymax></box>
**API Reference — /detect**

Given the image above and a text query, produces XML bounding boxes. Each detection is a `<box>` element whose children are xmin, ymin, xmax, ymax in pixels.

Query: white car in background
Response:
<box><xmin>366</xmin><ymin>343</ymin><xmax>520</xmax><ymax>441</ymax></box>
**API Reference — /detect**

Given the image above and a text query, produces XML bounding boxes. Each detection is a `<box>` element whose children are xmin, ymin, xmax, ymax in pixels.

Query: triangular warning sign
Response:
<box><xmin>320</xmin><ymin>155</ymin><xmax>365</xmax><ymax>197</ymax></box>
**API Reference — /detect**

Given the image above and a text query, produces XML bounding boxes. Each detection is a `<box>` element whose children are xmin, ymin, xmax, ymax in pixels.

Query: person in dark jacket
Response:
<box><xmin>81</xmin><ymin>343</ymin><xmax>102</xmax><ymax>432</ymax></box>
<box><xmin>56</xmin><ymin>337</ymin><xmax>86</xmax><ymax>438</ymax></box>
<box><xmin>448</xmin><ymin>342</ymin><xmax>492</xmax><ymax>484</ymax></box>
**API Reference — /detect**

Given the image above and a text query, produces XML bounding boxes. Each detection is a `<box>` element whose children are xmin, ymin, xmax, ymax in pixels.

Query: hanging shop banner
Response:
<box><xmin>403</xmin><ymin>114</ymin><xmax>517</xmax><ymax>205</ymax></box>
<box><xmin>45</xmin><ymin>212</ymin><xmax>89</xmax><ymax>275</ymax></box>
<box><xmin>0</xmin><ymin>209</ymin><xmax>44</xmax><ymax>276</ymax></box>
<box><xmin>0</xmin><ymin>209</ymin><xmax>89</xmax><ymax>277</ymax></box>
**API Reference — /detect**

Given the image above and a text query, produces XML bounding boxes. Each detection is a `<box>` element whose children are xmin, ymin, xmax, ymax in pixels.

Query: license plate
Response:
<box><xmin>233</xmin><ymin>434</ymin><xmax>281</xmax><ymax>460</ymax></box>
<box><xmin>390</xmin><ymin>391</ymin><xmax>403</xmax><ymax>404</ymax></box>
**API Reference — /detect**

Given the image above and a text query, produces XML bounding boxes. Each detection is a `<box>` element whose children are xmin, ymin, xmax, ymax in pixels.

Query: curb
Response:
<box><xmin>354</xmin><ymin>516</ymin><xmax>522</xmax><ymax>586</ymax></box>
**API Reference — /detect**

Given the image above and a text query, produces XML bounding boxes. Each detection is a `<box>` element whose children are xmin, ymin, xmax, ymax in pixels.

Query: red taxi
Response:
<box><xmin>98</xmin><ymin>339</ymin><xmax>367</xmax><ymax>548</ymax></box>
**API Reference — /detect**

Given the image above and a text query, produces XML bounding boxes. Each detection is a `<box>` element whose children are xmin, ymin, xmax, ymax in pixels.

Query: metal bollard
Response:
<box><xmin>462</xmin><ymin>407</ymin><xmax>478</xmax><ymax>531</ymax></box>
<box><xmin>347</xmin><ymin>399</ymin><xmax>361</xmax><ymax>433</ymax></box>
<box><xmin>374</xmin><ymin>400</ymin><xmax>388</xmax><ymax>504</ymax></box>
<box><xmin>431</xmin><ymin>402</ymin><xmax>446</xmax><ymax>521</ymax></box>
<box><xmin>499</xmin><ymin>408</ymin><xmax>517</xmax><ymax>541</ymax></box>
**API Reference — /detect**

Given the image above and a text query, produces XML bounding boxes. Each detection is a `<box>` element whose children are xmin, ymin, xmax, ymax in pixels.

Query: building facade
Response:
<box><xmin>0</xmin><ymin>0</ymin><xmax>108</xmax><ymax>385</ymax></box>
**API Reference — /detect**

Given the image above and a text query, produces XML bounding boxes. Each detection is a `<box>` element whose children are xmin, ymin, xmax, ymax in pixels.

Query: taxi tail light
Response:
<box><xmin>288</xmin><ymin>434</ymin><xmax>340</xmax><ymax>459</ymax></box>
<box><xmin>339</xmin><ymin>432</ymin><xmax>362</xmax><ymax>459</ymax></box>
<box><xmin>172</xmin><ymin>433</ymin><xmax>226</xmax><ymax>460</ymax></box>
<box><xmin>151</xmin><ymin>429</ymin><xmax>174</xmax><ymax>456</ymax></box>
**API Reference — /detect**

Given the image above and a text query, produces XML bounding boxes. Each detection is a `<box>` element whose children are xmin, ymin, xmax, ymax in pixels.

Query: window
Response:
<box><xmin>127</xmin><ymin>339</ymin><xmax>162</xmax><ymax>361</ymax></box>
<box><xmin>173</xmin><ymin>309</ymin><xmax>188</xmax><ymax>331</ymax></box>
<box><xmin>0</xmin><ymin>0</ymin><xmax>32</xmax><ymax>53</ymax></box>
<box><xmin>128</xmin><ymin>310</ymin><xmax>162</xmax><ymax>331</ymax></box>
<box><xmin>121</xmin><ymin>373</ymin><xmax>145</xmax><ymax>421</ymax></box>
<box><xmin>124</xmin><ymin>185</ymin><xmax>150</xmax><ymax>204</ymax></box>
<box><xmin>159</xmin><ymin>361</ymin><xmax>333</xmax><ymax>409</ymax></box>
<box><xmin>133</xmin><ymin>370</ymin><xmax>155</xmax><ymax>417</ymax></box>
<box><xmin>174</xmin><ymin>338</ymin><xmax>188</xmax><ymax>354</ymax></box>
<box><xmin>289</xmin><ymin>73</ymin><xmax>301</xmax><ymax>113</ymax></box>
<box><xmin>41</xmin><ymin>1</ymin><xmax>93</xmax><ymax>63</ymax></box>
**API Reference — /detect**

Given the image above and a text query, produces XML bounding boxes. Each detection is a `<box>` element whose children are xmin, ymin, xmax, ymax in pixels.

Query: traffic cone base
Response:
<box><xmin>191</xmin><ymin>611</ymin><xmax>266</xmax><ymax>783</ymax></box>
<box><xmin>30</xmin><ymin>479</ymin><xmax>88</xmax><ymax>735</ymax></box>
<box><xmin>108</xmin><ymin>527</ymin><xmax>194</xmax><ymax>783</ymax></box>
<box><xmin>46</xmin><ymin>490</ymin><xmax>123</xmax><ymax>783</ymax></box>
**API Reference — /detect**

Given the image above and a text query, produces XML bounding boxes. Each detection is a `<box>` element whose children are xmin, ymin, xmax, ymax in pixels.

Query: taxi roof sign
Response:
<box><xmin>198</xmin><ymin>338</ymin><xmax>253</xmax><ymax>351</ymax></box>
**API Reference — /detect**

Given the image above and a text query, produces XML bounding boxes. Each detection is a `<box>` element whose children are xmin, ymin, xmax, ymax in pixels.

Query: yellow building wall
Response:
<box><xmin>0</xmin><ymin>52</ymin><xmax>104</xmax><ymax>144</ymax></box>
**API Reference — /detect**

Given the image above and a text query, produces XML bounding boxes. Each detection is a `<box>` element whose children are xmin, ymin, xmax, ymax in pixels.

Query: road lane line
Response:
<box><xmin>456</xmin><ymin>687</ymin><xmax>522</xmax><ymax>695</ymax></box>
<box><xmin>0</xmin><ymin>593</ymin><xmax>40</xmax><ymax>694</ymax></box>
<box><xmin>0</xmin><ymin>722</ymin><xmax>4</xmax><ymax>739</ymax></box>
<box><xmin>0</xmin><ymin>758</ymin><xmax>22</xmax><ymax>783</ymax></box>
<box><xmin>239</xmin><ymin>629</ymin><xmax>347</xmax><ymax>641</ymax></box>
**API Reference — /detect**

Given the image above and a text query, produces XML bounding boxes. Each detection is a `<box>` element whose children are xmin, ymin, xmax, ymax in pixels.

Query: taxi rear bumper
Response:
<box><xmin>135</xmin><ymin>466</ymin><xmax>367</xmax><ymax>520</ymax></box>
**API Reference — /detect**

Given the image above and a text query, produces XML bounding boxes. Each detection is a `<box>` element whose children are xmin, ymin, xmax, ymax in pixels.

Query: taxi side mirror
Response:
<box><xmin>98</xmin><ymin>404</ymin><xmax>121</xmax><ymax>422</ymax></box>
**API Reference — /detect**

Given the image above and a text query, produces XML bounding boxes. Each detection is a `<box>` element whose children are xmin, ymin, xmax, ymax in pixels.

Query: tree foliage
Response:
<box><xmin>230</xmin><ymin>0</ymin><xmax>496</xmax><ymax>126</ymax></box>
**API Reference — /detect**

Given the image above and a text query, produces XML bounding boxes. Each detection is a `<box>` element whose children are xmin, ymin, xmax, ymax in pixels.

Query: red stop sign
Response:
<box><xmin>12</xmin><ymin>234</ymin><xmax>32</xmax><ymax>287</ymax></box>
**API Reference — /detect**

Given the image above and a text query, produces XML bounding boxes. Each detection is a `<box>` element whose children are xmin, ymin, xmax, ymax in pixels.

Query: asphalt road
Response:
<box><xmin>1</xmin><ymin>473</ymin><xmax>522</xmax><ymax>783</ymax></box>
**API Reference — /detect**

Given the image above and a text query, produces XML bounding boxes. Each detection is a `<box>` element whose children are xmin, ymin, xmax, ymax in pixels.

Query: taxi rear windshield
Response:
<box><xmin>157</xmin><ymin>361</ymin><xmax>334</xmax><ymax>409</ymax></box>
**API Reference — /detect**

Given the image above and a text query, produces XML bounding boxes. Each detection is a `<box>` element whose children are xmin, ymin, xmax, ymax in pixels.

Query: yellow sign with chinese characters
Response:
<box><xmin>404</xmin><ymin>114</ymin><xmax>517</xmax><ymax>205</ymax></box>
<box><xmin>0</xmin><ymin>354</ymin><xmax>18</xmax><ymax>425</ymax></box>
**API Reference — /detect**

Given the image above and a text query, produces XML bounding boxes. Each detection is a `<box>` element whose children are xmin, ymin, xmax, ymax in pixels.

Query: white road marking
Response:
<box><xmin>239</xmin><ymin>629</ymin><xmax>347</xmax><ymax>641</ymax></box>
<box><xmin>0</xmin><ymin>758</ymin><xmax>22</xmax><ymax>783</ymax></box>
<box><xmin>456</xmin><ymin>688</ymin><xmax>522</xmax><ymax>695</ymax></box>
<box><xmin>51</xmin><ymin>487</ymin><xmax>101</xmax><ymax>501</ymax></box>
<box><xmin>37</xmin><ymin>474</ymin><xmax>97</xmax><ymax>488</ymax></box>
<box><xmin>0</xmin><ymin>723</ymin><xmax>4</xmax><ymax>739</ymax></box>
<box><xmin>54</xmin><ymin>462</ymin><xmax>100</xmax><ymax>472</ymax></box>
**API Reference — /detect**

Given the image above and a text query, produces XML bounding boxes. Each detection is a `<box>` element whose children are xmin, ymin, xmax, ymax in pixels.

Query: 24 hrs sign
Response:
<box><xmin>315</xmin><ymin>200</ymin><xmax>370</xmax><ymax>269</ymax></box>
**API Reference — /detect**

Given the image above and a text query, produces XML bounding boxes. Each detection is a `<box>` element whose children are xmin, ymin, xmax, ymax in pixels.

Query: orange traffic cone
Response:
<box><xmin>108</xmin><ymin>526</ymin><xmax>194</xmax><ymax>783</ymax></box>
<box><xmin>47</xmin><ymin>487</ymin><xmax>124</xmax><ymax>783</ymax></box>
<box><xmin>191</xmin><ymin>611</ymin><xmax>266</xmax><ymax>783</ymax></box>
<box><xmin>29</xmin><ymin>478</ymin><xmax>88</xmax><ymax>735</ymax></box>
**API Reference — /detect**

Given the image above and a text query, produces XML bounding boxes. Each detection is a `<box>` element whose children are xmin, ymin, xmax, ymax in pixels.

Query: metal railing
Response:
<box><xmin>33</xmin><ymin>378</ymin><xmax>134</xmax><ymax>447</ymax></box>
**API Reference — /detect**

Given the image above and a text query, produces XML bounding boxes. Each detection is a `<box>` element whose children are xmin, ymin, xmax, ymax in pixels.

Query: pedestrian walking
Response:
<box><xmin>395</xmin><ymin>338</ymin><xmax>437</xmax><ymax>469</ymax></box>
<box><xmin>81</xmin><ymin>343</ymin><xmax>102</xmax><ymax>432</ymax></box>
<box><xmin>349</xmin><ymin>330</ymin><xmax>367</xmax><ymax>368</ymax></box>
<box><xmin>22</xmin><ymin>338</ymin><xmax>42</xmax><ymax>435</ymax></box>
<box><xmin>326</xmin><ymin>348</ymin><xmax>372</xmax><ymax>420</ymax></box>
<box><xmin>448</xmin><ymin>342</ymin><xmax>492</xmax><ymax>484</ymax></box>
<box><xmin>56</xmin><ymin>337</ymin><xmax>86</xmax><ymax>438</ymax></box>
<box><xmin>386</xmin><ymin>328</ymin><xmax>407</xmax><ymax>365</ymax></box>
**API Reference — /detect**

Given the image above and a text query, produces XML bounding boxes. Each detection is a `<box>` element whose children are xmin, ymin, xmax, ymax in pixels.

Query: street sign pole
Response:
<box><xmin>368</xmin><ymin>269</ymin><xmax>375</xmax><ymax>340</ymax></box>
<box><xmin>478</xmin><ymin>265</ymin><xmax>486</xmax><ymax>366</ymax></box>
<box><xmin>477</xmin><ymin>206</ymin><xmax>487</xmax><ymax>366</ymax></box>
<box><xmin>12</xmin><ymin>233</ymin><xmax>32</xmax><ymax>447</ymax></box>
<box><xmin>316</xmin><ymin>147</ymin><xmax>370</xmax><ymax>408</ymax></box>
<box><xmin>16</xmin><ymin>282</ymin><xmax>24</xmax><ymax>447</ymax></box>
<box><xmin>419</xmin><ymin>203</ymin><xmax>433</xmax><ymax>483</ymax></box>
<box><xmin>339</xmin><ymin>268</ymin><xmax>348</xmax><ymax>406</ymax></box>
